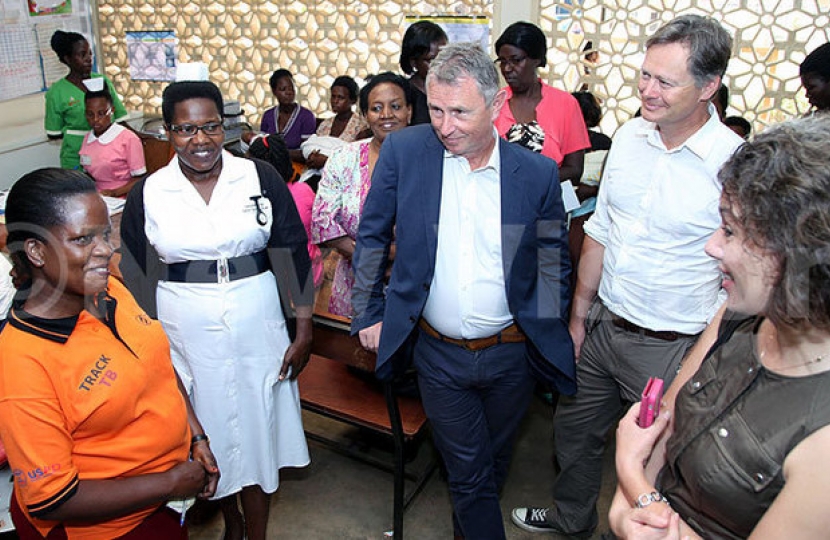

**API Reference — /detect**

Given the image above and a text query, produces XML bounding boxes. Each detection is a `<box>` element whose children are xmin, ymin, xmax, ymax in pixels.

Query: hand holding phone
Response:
<box><xmin>638</xmin><ymin>377</ymin><xmax>664</xmax><ymax>428</ymax></box>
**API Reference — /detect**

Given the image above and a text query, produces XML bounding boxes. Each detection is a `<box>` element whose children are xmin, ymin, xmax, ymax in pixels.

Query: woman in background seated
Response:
<box><xmin>304</xmin><ymin>75</ymin><xmax>370</xmax><ymax>174</ymax></box>
<box><xmin>80</xmin><ymin>85</ymin><xmax>146</xmax><ymax>197</ymax></box>
<box><xmin>249</xmin><ymin>133</ymin><xmax>323</xmax><ymax>288</ymax></box>
<box><xmin>315</xmin><ymin>76</ymin><xmax>369</xmax><ymax>141</ymax></box>
<box><xmin>121</xmin><ymin>81</ymin><xmax>312</xmax><ymax>540</ymax></box>
<box><xmin>611</xmin><ymin>115</ymin><xmax>830</xmax><ymax>539</ymax></box>
<box><xmin>494</xmin><ymin>22</ymin><xmax>590</xmax><ymax>184</ymax></box>
<box><xmin>399</xmin><ymin>20</ymin><xmax>447</xmax><ymax>125</ymax></box>
<box><xmin>0</xmin><ymin>168</ymin><xmax>218</xmax><ymax>539</ymax></box>
<box><xmin>45</xmin><ymin>30</ymin><xmax>128</xmax><ymax>170</ymax></box>
<box><xmin>259</xmin><ymin>69</ymin><xmax>316</xmax><ymax>161</ymax></box>
<box><xmin>312</xmin><ymin>72</ymin><xmax>411</xmax><ymax>317</ymax></box>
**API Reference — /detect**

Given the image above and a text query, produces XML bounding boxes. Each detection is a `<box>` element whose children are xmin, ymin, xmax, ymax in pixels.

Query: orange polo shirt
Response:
<box><xmin>0</xmin><ymin>279</ymin><xmax>190</xmax><ymax>539</ymax></box>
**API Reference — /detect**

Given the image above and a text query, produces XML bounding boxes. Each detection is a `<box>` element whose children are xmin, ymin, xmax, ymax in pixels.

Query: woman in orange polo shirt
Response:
<box><xmin>0</xmin><ymin>168</ymin><xmax>219</xmax><ymax>539</ymax></box>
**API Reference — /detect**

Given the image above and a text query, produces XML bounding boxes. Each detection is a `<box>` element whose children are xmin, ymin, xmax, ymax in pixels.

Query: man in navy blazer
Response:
<box><xmin>351</xmin><ymin>43</ymin><xmax>574</xmax><ymax>539</ymax></box>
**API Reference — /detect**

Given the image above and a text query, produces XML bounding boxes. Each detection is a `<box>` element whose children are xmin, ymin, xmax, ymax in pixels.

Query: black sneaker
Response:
<box><xmin>511</xmin><ymin>507</ymin><xmax>555</xmax><ymax>533</ymax></box>
<box><xmin>510</xmin><ymin>507</ymin><xmax>593</xmax><ymax>538</ymax></box>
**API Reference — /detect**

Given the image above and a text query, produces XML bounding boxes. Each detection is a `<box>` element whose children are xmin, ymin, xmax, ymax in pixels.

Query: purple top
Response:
<box><xmin>259</xmin><ymin>105</ymin><xmax>317</xmax><ymax>149</ymax></box>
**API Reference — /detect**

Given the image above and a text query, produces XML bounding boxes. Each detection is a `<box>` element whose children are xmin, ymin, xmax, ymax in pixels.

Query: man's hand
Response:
<box><xmin>569</xmin><ymin>318</ymin><xmax>587</xmax><ymax>361</ymax></box>
<box><xmin>359</xmin><ymin>322</ymin><xmax>383</xmax><ymax>353</ymax></box>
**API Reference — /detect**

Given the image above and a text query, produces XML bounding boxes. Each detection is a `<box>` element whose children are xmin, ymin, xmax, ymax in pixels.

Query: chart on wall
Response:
<box><xmin>0</xmin><ymin>0</ymin><xmax>95</xmax><ymax>101</ymax></box>
<box><xmin>404</xmin><ymin>15</ymin><xmax>491</xmax><ymax>52</ymax></box>
<box><xmin>126</xmin><ymin>30</ymin><xmax>177</xmax><ymax>82</ymax></box>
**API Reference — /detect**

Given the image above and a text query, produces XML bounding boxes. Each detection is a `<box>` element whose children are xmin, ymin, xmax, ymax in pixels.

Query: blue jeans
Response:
<box><xmin>414</xmin><ymin>330</ymin><xmax>535</xmax><ymax>540</ymax></box>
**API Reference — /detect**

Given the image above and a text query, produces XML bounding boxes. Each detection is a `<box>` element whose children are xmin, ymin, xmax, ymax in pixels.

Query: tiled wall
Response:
<box><xmin>97</xmin><ymin>0</ymin><xmax>830</xmax><ymax>134</ymax></box>
<box><xmin>538</xmin><ymin>0</ymin><xmax>830</xmax><ymax>133</ymax></box>
<box><xmin>97</xmin><ymin>0</ymin><xmax>494</xmax><ymax>126</ymax></box>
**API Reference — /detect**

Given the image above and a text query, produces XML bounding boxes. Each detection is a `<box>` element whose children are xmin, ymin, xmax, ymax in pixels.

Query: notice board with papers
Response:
<box><xmin>0</xmin><ymin>0</ymin><xmax>97</xmax><ymax>101</ymax></box>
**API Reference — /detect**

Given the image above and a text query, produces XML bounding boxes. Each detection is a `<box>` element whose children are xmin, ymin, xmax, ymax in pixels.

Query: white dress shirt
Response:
<box><xmin>584</xmin><ymin>106</ymin><xmax>744</xmax><ymax>334</ymax></box>
<box><xmin>422</xmin><ymin>133</ymin><xmax>513</xmax><ymax>339</ymax></box>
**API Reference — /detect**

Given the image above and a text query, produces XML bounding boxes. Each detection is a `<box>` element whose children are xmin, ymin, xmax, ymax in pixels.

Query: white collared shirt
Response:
<box><xmin>421</xmin><ymin>132</ymin><xmax>513</xmax><ymax>339</ymax></box>
<box><xmin>584</xmin><ymin>105</ymin><xmax>744</xmax><ymax>334</ymax></box>
<box><xmin>143</xmin><ymin>151</ymin><xmax>272</xmax><ymax>263</ymax></box>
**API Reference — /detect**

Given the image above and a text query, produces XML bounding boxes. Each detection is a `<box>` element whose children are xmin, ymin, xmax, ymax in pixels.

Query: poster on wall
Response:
<box><xmin>0</xmin><ymin>0</ymin><xmax>93</xmax><ymax>101</ymax></box>
<box><xmin>0</xmin><ymin>23</ymin><xmax>43</xmax><ymax>100</ymax></box>
<box><xmin>126</xmin><ymin>30</ymin><xmax>177</xmax><ymax>81</ymax></box>
<box><xmin>28</xmin><ymin>0</ymin><xmax>72</xmax><ymax>17</ymax></box>
<box><xmin>404</xmin><ymin>15</ymin><xmax>490</xmax><ymax>52</ymax></box>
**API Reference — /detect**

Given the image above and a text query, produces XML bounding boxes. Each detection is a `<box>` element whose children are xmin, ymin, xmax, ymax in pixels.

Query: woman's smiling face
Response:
<box><xmin>365</xmin><ymin>82</ymin><xmax>411</xmax><ymax>143</ymax></box>
<box><xmin>705</xmin><ymin>197</ymin><xmax>779</xmax><ymax>316</ymax></box>
<box><xmin>168</xmin><ymin>97</ymin><xmax>225</xmax><ymax>182</ymax></box>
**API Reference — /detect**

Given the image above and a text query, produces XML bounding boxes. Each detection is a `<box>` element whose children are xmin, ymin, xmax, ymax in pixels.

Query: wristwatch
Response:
<box><xmin>635</xmin><ymin>491</ymin><xmax>670</xmax><ymax>509</ymax></box>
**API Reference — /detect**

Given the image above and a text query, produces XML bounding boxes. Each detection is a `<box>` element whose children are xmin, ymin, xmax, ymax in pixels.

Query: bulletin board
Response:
<box><xmin>404</xmin><ymin>14</ymin><xmax>491</xmax><ymax>52</ymax></box>
<box><xmin>0</xmin><ymin>0</ymin><xmax>97</xmax><ymax>101</ymax></box>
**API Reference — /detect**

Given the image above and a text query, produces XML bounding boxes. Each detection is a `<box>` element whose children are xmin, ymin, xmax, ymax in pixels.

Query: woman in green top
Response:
<box><xmin>45</xmin><ymin>30</ymin><xmax>128</xmax><ymax>170</ymax></box>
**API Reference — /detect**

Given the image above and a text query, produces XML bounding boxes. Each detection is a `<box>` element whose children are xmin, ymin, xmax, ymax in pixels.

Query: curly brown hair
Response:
<box><xmin>719</xmin><ymin>115</ymin><xmax>830</xmax><ymax>329</ymax></box>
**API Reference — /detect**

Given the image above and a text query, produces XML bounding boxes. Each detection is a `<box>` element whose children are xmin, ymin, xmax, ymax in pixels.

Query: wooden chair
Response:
<box><xmin>298</xmin><ymin>262</ymin><xmax>434</xmax><ymax>539</ymax></box>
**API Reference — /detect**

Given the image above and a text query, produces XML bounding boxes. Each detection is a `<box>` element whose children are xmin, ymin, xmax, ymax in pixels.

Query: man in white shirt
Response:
<box><xmin>351</xmin><ymin>43</ymin><xmax>573</xmax><ymax>539</ymax></box>
<box><xmin>512</xmin><ymin>15</ymin><xmax>745</xmax><ymax>537</ymax></box>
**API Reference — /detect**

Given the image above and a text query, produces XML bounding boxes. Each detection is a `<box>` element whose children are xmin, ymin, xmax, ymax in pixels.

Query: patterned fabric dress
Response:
<box><xmin>311</xmin><ymin>140</ymin><xmax>372</xmax><ymax>316</ymax></box>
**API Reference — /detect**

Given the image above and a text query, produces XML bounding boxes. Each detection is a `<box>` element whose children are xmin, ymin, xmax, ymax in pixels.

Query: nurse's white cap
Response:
<box><xmin>176</xmin><ymin>62</ymin><xmax>210</xmax><ymax>82</ymax></box>
<box><xmin>83</xmin><ymin>77</ymin><xmax>105</xmax><ymax>92</ymax></box>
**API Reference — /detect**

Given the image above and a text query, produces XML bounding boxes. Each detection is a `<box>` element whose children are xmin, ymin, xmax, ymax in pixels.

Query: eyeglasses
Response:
<box><xmin>494</xmin><ymin>55</ymin><xmax>528</xmax><ymax>69</ymax></box>
<box><xmin>167</xmin><ymin>121</ymin><xmax>224</xmax><ymax>138</ymax></box>
<box><xmin>85</xmin><ymin>108</ymin><xmax>112</xmax><ymax>120</ymax></box>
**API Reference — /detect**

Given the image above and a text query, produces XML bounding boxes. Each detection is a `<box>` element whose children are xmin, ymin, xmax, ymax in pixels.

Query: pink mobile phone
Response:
<box><xmin>638</xmin><ymin>377</ymin><xmax>664</xmax><ymax>428</ymax></box>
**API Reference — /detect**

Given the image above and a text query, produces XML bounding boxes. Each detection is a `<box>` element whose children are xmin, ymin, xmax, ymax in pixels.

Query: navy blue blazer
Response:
<box><xmin>352</xmin><ymin>124</ymin><xmax>576</xmax><ymax>394</ymax></box>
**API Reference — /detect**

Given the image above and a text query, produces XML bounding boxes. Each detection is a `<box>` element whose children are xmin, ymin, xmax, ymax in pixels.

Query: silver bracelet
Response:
<box><xmin>634</xmin><ymin>491</ymin><xmax>670</xmax><ymax>509</ymax></box>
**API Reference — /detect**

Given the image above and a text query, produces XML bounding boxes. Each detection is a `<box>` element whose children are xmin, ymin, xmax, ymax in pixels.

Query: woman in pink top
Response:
<box><xmin>494</xmin><ymin>22</ymin><xmax>590</xmax><ymax>184</ymax></box>
<box><xmin>79</xmin><ymin>88</ymin><xmax>146</xmax><ymax>197</ymax></box>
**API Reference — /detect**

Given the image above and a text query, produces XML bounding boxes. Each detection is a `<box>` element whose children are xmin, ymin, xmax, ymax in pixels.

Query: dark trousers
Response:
<box><xmin>414</xmin><ymin>330</ymin><xmax>535</xmax><ymax>540</ymax></box>
<box><xmin>10</xmin><ymin>492</ymin><xmax>189</xmax><ymax>540</ymax></box>
<box><xmin>550</xmin><ymin>302</ymin><xmax>698</xmax><ymax>534</ymax></box>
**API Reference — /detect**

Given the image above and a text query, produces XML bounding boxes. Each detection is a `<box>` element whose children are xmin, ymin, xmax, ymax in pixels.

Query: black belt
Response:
<box><xmin>161</xmin><ymin>250</ymin><xmax>270</xmax><ymax>283</ymax></box>
<box><xmin>610</xmin><ymin>314</ymin><xmax>694</xmax><ymax>342</ymax></box>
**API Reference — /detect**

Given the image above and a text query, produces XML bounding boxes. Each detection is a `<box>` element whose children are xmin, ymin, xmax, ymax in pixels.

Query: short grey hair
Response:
<box><xmin>426</xmin><ymin>42</ymin><xmax>500</xmax><ymax>106</ymax></box>
<box><xmin>646</xmin><ymin>14</ymin><xmax>733</xmax><ymax>87</ymax></box>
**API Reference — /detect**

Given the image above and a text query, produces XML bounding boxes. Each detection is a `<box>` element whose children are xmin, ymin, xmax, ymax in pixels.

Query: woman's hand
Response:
<box><xmin>280</xmin><ymin>315</ymin><xmax>312</xmax><ymax>380</ymax></box>
<box><xmin>165</xmin><ymin>460</ymin><xmax>211</xmax><ymax>499</ymax></box>
<box><xmin>322</xmin><ymin>236</ymin><xmax>355</xmax><ymax>261</ymax></box>
<box><xmin>617</xmin><ymin>506</ymin><xmax>683</xmax><ymax>540</ymax></box>
<box><xmin>575</xmin><ymin>183</ymin><xmax>598</xmax><ymax>202</ymax></box>
<box><xmin>616</xmin><ymin>402</ymin><xmax>671</xmax><ymax>481</ymax></box>
<box><xmin>189</xmin><ymin>441</ymin><xmax>220</xmax><ymax>499</ymax></box>
<box><xmin>306</xmin><ymin>150</ymin><xmax>328</xmax><ymax>169</ymax></box>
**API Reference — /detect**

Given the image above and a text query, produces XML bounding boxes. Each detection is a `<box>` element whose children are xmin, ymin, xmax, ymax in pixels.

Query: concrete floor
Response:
<box><xmin>188</xmin><ymin>396</ymin><xmax>617</xmax><ymax>540</ymax></box>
